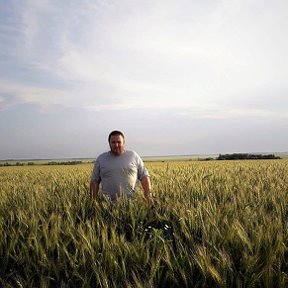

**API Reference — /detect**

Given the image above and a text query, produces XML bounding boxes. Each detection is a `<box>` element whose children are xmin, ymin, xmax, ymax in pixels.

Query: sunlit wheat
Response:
<box><xmin>0</xmin><ymin>160</ymin><xmax>288</xmax><ymax>287</ymax></box>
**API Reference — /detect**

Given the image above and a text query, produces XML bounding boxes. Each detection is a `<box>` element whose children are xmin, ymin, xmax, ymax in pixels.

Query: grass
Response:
<box><xmin>0</xmin><ymin>160</ymin><xmax>288</xmax><ymax>287</ymax></box>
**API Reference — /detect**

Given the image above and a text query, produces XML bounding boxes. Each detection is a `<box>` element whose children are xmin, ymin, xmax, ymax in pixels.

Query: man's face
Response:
<box><xmin>109</xmin><ymin>135</ymin><xmax>125</xmax><ymax>156</ymax></box>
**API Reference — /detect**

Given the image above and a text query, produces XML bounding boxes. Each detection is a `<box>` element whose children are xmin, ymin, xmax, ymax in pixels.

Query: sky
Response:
<box><xmin>0</xmin><ymin>0</ymin><xmax>287</xmax><ymax>160</ymax></box>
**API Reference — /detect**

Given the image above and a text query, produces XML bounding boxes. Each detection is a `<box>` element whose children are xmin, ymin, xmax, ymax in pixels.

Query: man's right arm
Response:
<box><xmin>90</xmin><ymin>157</ymin><xmax>101</xmax><ymax>199</ymax></box>
<box><xmin>90</xmin><ymin>180</ymin><xmax>100</xmax><ymax>199</ymax></box>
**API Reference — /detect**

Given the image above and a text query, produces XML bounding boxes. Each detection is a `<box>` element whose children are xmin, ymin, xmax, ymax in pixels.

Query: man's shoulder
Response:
<box><xmin>125</xmin><ymin>150</ymin><xmax>140</xmax><ymax>158</ymax></box>
<box><xmin>96</xmin><ymin>150</ymin><xmax>141</xmax><ymax>161</ymax></box>
<box><xmin>124</xmin><ymin>150</ymin><xmax>144</xmax><ymax>163</ymax></box>
<box><xmin>96</xmin><ymin>151</ymin><xmax>111</xmax><ymax>161</ymax></box>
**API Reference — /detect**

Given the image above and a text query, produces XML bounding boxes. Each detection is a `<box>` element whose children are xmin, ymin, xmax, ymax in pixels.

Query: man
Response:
<box><xmin>90</xmin><ymin>130</ymin><xmax>153</xmax><ymax>205</ymax></box>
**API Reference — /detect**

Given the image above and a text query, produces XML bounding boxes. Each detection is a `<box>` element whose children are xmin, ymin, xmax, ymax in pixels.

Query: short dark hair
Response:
<box><xmin>108</xmin><ymin>130</ymin><xmax>125</xmax><ymax>142</ymax></box>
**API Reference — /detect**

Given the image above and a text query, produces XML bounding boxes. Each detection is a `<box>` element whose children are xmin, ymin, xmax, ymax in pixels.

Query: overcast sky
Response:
<box><xmin>0</xmin><ymin>0</ymin><xmax>287</xmax><ymax>159</ymax></box>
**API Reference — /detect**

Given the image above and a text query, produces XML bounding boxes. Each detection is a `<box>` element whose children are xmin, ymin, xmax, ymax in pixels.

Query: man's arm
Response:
<box><xmin>90</xmin><ymin>180</ymin><xmax>100</xmax><ymax>199</ymax></box>
<box><xmin>140</xmin><ymin>176</ymin><xmax>153</xmax><ymax>205</ymax></box>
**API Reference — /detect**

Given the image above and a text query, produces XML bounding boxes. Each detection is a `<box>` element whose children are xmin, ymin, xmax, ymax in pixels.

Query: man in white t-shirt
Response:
<box><xmin>90</xmin><ymin>130</ymin><xmax>153</xmax><ymax>205</ymax></box>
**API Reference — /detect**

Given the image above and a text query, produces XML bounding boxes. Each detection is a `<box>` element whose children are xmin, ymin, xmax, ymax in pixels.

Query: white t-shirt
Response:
<box><xmin>91</xmin><ymin>150</ymin><xmax>149</xmax><ymax>201</ymax></box>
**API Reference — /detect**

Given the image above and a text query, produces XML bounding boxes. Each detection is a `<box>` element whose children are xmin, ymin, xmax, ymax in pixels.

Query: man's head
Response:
<box><xmin>108</xmin><ymin>130</ymin><xmax>125</xmax><ymax>156</ymax></box>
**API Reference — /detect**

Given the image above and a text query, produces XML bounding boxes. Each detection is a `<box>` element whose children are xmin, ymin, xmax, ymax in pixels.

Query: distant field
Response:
<box><xmin>1</xmin><ymin>151</ymin><xmax>287</xmax><ymax>165</ymax></box>
<box><xmin>0</xmin><ymin>158</ymin><xmax>95</xmax><ymax>166</ymax></box>
<box><xmin>1</xmin><ymin>159</ymin><xmax>288</xmax><ymax>287</ymax></box>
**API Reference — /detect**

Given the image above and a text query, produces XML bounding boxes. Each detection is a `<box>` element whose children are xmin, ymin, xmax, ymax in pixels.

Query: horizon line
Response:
<box><xmin>1</xmin><ymin>151</ymin><xmax>287</xmax><ymax>162</ymax></box>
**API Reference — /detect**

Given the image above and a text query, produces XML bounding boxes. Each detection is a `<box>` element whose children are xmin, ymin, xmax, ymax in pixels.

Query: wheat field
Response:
<box><xmin>0</xmin><ymin>159</ymin><xmax>288</xmax><ymax>287</ymax></box>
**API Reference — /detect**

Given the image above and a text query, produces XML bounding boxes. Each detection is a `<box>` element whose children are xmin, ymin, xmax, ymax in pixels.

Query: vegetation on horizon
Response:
<box><xmin>217</xmin><ymin>153</ymin><xmax>281</xmax><ymax>160</ymax></box>
<box><xmin>0</xmin><ymin>153</ymin><xmax>284</xmax><ymax>167</ymax></box>
<box><xmin>0</xmin><ymin>160</ymin><xmax>288</xmax><ymax>287</ymax></box>
<box><xmin>0</xmin><ymin>160</ymin><xmax>92</xmax><ymax>167</ymax></box>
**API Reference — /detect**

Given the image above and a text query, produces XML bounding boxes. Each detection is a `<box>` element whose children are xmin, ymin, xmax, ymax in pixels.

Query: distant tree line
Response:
<box><xmin>217</xmin><ymin>153</ymin><xmax>281</xmax><ymax>160</ymax></box>
<box><xmin>46</xmin><ymin>161</ymin><xmax>83</xmax><ymax>165</ymax></box>
<box><xmin>198</xmin><ymin>157</ymin><xmax>214</xmax><ymax>161</ymax></box>
<box><xmin>0</xmin><ymin>162</ymin><xmax>27</xmax><ymax>167</ymax></box>
<box><xmin>0</xmin><ymin>160</ymin><xmax>95</xmax><ymax>167</ymax></box>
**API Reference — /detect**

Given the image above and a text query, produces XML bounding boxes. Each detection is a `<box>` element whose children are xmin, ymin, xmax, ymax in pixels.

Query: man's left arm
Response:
<box><xmin>140</xmin><ymin>175</ymin><xmax>153</xmax><ymax>206</ymax></box>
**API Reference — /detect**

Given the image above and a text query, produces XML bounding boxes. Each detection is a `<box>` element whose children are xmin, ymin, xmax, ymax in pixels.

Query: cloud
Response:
<box><xmin>1</xmin><ymin>0</ymin><xmax>288</xmax><ymax>118</ymax></box>
<box><xmin>2</xmin><ymin>76</ymin><xmax>281</xmax><ymax>122</ymax></box>
<box><xmin>0</xmin><ymin>81</ymin><xmax>69</xmax><ymax>110</ymax></box>
<box><xmin>0</xmin><ymin>96</ymin><xmax>4</xmax><ymax>110</ymax></box>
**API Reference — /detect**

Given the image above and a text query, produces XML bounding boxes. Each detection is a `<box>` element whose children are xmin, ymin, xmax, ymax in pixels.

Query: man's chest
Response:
<box><xmin>100</xmin><ymin>158</ymin><xmax>138</xmax><ymax>177</ymax></box>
